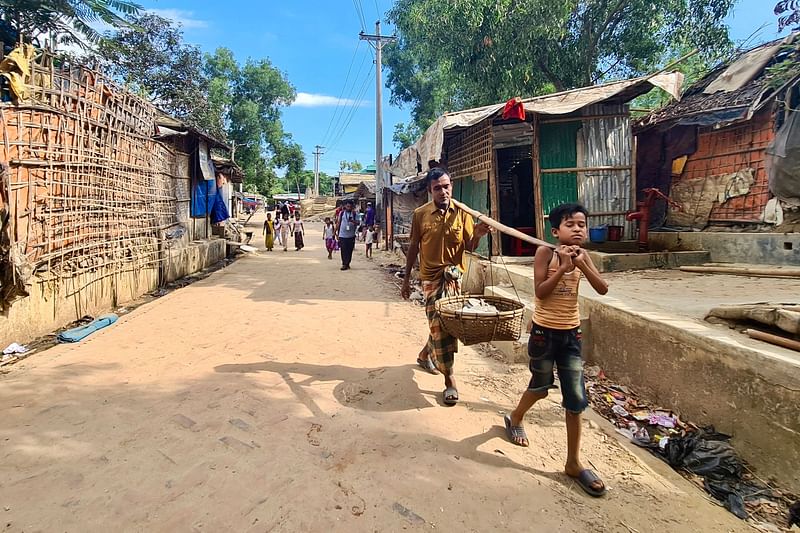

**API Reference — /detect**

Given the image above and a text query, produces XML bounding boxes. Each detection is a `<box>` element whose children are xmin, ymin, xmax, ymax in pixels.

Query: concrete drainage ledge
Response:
<box><xmin>579</xmin><ymin>293</ymin><xmax>800</xmax><ymax>494</ymax></box>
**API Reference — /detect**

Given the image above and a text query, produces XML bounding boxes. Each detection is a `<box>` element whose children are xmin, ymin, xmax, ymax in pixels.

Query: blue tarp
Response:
<box><xmin>192</xmin><ymin>180</ymin><xmax>217</xmax><ymax>217</ymax></box>
<box><xmin>211</xmin><ymin>188</ymin><xmax>230</xmax><ymax>223</ymax></box>
<box><xmin>57</xmin><ymin>314</ymin><xmax>118</xmax><ymax>343</ymax></box>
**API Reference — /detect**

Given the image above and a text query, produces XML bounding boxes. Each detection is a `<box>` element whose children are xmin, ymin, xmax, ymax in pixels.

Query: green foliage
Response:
<box><xmin>339</xmin><ymin>160</ymin><xmax>364</xmax><ymax>172</ymax></box>
<box><xmin>205</xmin><ymin>48</ymin><xmax>302</xmax><ymax>197</ymax></box>
<box><xmin>392</xmin><ymin>122</ymin><xmax>424</xmax><ymax>150</ymax></box>
<box><xmin>94</xmin><ymin>13</ymin><xmax>208</xmax><ymax>126</ymax></box>
<box><xmin>282</xmin><ymin>170</ymin><xmax>334</xmax><ymax>195</ymax></box>
<box><xmin>386</xmin><ymin>0</ymin><xmax>734</xmax><ymax>140</ymax></box>
<box><xmin>0</xmin><ymin>0</ymin><xmax>140</xmax><ymax>48</ymax></box>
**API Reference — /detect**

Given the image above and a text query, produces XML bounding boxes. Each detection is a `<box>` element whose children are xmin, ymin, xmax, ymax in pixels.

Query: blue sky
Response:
<box><xmin>136</xmin><ymin>0</ymin><xmax>789</xmax><ymax>176</ymax></box>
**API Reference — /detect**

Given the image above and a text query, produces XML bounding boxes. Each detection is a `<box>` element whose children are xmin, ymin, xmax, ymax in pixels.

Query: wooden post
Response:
<box><xmin>631</xmin><ymin>122</ymin><xmax>638</xmax><ymax>212</ymax></box>
<box><xmin>488</xmin><ymin>149</ymin><xmax>501</xmax><ymax>256</ymax></box>
<box><xmin>531</xmin><ymin>113</ymin><xmax>545</xmax><ymax>240</ymax></box>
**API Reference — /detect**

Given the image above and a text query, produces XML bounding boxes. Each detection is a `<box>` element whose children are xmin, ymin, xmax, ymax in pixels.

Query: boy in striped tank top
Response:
<box><xmin>504</xmin><ymin>203</ymin><xmax>609</xmax><ymax>497</ymax></box>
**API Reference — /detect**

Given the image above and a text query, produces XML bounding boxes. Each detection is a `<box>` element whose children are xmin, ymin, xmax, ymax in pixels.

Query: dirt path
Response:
<box><xmin>0</xmin><ymin>215</ymin><xmax>748</xmax><ymax>532</ymax></box>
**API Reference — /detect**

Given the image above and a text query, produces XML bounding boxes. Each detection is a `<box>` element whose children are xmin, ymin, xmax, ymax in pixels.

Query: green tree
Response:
<box><xmin>0</xmin><ymin>0</ymin><xmax>140</xmax><ymax>48</ymax></box>
<box><xmin>339</xmin><ymin>160</ymin><xmax>364</xmax><ymax>172</ymax></box>
<box><xmin>385</xmin><ymin>0</ymin><xmax>734</xmax><ymax>139</ymax></box>
<box><xmin>204</xmin><ymin>47</ymin><xmax>302</xmax><ymax>197</ymax></box>
<box><xmin>94</xmin><ymin>13</ymin><xmax>209</xmax><ymax>126</ymax></box>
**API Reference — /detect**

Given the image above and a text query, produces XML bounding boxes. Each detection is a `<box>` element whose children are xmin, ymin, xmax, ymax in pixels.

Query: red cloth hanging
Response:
<box><xmin>502</xmin><ymin>97</ymin><xmax>526</xmax><ymax>121</ymax></box>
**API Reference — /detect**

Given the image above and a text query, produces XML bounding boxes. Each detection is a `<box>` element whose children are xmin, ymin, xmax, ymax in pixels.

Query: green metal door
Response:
<box><xmin>539</xmin><ymin>122</ymin><xmax>580</xmax><ymax>242</ymax></box>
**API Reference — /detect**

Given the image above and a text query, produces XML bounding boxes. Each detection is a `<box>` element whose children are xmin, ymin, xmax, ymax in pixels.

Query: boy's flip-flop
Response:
<box><xmin>571</xmin><ymin>469</ymin><xmax>607</xmax><ymax>498</ymax></box>
<box><xmin>416</xmin><ymin>357</ymin><xmax>439</xmax><ymax>374</ymax></box>
<box><xmin>504</xmin><ymin>414</ymin><xmax>529</xmax><ymax>447</ymax></box>
<box><xmin>443</xmin><ymin>387</ymin><xmax>459</xmax><ymax>406</ymax></box>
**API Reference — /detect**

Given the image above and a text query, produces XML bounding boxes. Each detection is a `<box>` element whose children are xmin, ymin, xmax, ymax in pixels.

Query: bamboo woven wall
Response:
<box><xmin>446</xmin><ymin>120</ymin><xmax>493</xmax><ymax>180</ymax></box>
<box><xmin>0</xmin><ymin>49</ymin><xmax>180</xmax><ymax>306</ymax></box>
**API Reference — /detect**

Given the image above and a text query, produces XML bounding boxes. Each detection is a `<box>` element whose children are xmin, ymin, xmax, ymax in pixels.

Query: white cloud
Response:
<box><xmin>147</xmin><ymin>8</ymin><xmax>208</xmax><ymax>30</ymax></box>
<box><xmin>292</xmin><ymin>92</ymin><xmax>368</xmax><ymax>108</ymax></box>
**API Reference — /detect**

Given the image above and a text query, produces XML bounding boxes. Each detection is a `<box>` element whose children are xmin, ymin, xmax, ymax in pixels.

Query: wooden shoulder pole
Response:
<box><xmin>451</xmin><ymin>198</ymin><xmax>555</xmax><ymax>250</ymax></box>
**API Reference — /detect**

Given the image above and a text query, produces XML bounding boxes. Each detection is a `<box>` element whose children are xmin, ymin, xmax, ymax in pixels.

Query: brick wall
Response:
<box><xmin>678</xmin><ymin>108</ymin><xmax>775</xmax><ymax>222</ymax></box>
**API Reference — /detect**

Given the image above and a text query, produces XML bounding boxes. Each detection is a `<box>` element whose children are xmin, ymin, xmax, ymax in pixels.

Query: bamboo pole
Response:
<box><xmin>679</xmin><ymin>265</ymin><xmax>800</xmax><ymax>279</ymax></box>
<box><xmin>745</xmin><ymin>329</ymin><xmax>800</xmax><ymax>352</ymax></box>
<box><xmin>451</xmin><ymin>198</ymin><xmax>556</xmax><ymax>249</ymax></box>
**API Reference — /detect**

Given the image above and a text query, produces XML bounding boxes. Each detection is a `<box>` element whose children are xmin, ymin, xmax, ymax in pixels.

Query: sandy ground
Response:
<box><xmin>0</xmin><ymin>214</ymin><xmax>749</xmax><ymax>532</ymax></box>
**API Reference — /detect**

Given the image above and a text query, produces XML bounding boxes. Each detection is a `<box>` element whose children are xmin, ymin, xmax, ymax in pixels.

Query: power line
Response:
<box><xmin>319</xmin><ymin>40</ymin><xmax>363</xmax><ymax>146</ymax></box>
<box><xmin>327</xmin><ymin>64</ymin><xmax>375</xmax><ymax>152</ymax></box>
<box><xmin>352</xmin><ymin>0</ymin><xmax>366</xmax><ymax>31</ymax></box>
<box><xmin>327</xmin><ymin>65</ymin><xmax>374</xmax><ymax>151</ymax></box>
<box><xmin>321</xmin><ymin>47</ymin><xmax>371</xmax><ymax>146</ymax></box>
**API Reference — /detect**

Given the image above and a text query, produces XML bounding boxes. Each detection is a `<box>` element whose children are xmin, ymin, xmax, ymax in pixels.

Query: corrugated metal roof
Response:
<box><xmin>390</xmin><ymin>72</ymin><xmax>684</xmax><ymax>178</ymax></box>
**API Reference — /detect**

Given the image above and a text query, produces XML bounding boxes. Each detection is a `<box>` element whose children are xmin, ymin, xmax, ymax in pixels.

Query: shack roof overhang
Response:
<box><xmin>636</xmin><ymin>34</ymin><xmax>800</xmax><ymax>132</ymax></box>
<box><xmin>154</xmin><ymin>112</ymin><xmax>232</xmax><ymax>151</ymax></box>
<box><xmin>389</xmin><ymin>72</ymin><xmax>683</xmax><ymax>178</ymax></box>
<box><xmin>212</xmin><ymin>156</ymin><xmax>244</xmax><ymax>183</ymax></box>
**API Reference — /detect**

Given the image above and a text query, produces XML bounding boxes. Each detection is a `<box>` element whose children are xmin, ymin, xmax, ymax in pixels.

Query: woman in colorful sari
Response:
<box><xmin>263</xmin><ymin>213</ymin><xmax>275</xmax><ymax>251</ymax></box>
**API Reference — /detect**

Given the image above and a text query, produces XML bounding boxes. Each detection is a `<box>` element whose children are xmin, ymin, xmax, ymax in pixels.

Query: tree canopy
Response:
<box><xmin>0</xmin><ymin>0</ymin><xmax>140</xmax><ymax>48</ymax></box>
<box><xmin>385</xmin><ymin>0</ymin><xmax>735</xmax><ymax>146</ymax></box>
<box><xmin>92</xmin><ymin>16</ymin><xmax>303</xmax><ymax>197</ymax></box>
<box><xmin>339</xmin><ymin>160</ymin><xmax>364</xmax><ymax>172</ymax></box>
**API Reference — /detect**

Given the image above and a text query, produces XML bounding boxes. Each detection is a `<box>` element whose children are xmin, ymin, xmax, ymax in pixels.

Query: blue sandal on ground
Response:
<box><xmin>504</xmin><ymin>414</ymin><xmax>529</xmax><ymax>447</ymax></box>
<box><xmin>572</xmin><ymin>469</ymin><xmax>607</xmax><ymax>497</ymax></box>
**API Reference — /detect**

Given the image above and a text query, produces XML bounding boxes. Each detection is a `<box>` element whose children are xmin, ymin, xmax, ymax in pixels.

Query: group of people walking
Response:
<box><xmin>326</xmin><ymin>199</ymin><xmax>378</xmax><ymax>269</ymax></box>
<box><xmin>261</xmin><ymin>199</ymin><xmax>377</xmax><ymax>267</ymax></box>
<box><xmin>263</xmin><ymin>202</ymin><xmax>304</xmax><ymax>252</ymax></box>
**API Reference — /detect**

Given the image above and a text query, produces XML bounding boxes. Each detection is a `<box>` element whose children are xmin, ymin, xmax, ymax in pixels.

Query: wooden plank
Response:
<box><xmin>631</xmin><ymin>127</ymin><xmax>638</xmax><ymax>209</ymax></box>
<box><xmin>540</xmin><ymin>113</ymin><xmax>630</xmax><ymax>124</ymax></box>
<box><xmin>680</xmin><ymin>265</ymin><xmax>800</xmax><ymax>278</ymax></box>
<box><xmin>488</xmin><ymin>149</ymin><xmax>501</xmax><ymax>256</ymax></box>
<box><xmin>541</xmin><ymin>164</ymin><xmax>632</xmax><ymax>174</ymax></box>
<box><xmin>531</xmin><ymin>114</ymin><xmax>545</xmax><ymax>240</ymax></box>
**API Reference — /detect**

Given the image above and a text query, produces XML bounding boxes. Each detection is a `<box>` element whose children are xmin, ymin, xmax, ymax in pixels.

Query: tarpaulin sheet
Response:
<box><xmin>192</xmin><ymin>180</ymin><xmax>217</xmax><ymax>217</ymax></box>
<box><xmin>390</xmin><ymin>73</ymin><xmax>684</xmax><ymax>179</ymax></box>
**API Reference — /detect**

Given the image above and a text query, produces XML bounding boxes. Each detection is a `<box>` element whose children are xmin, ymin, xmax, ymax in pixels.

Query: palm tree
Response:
<box><xmin>0</xmin><ymin>0</ymin><xmax>141</xmax><ymax>49</ymax></box>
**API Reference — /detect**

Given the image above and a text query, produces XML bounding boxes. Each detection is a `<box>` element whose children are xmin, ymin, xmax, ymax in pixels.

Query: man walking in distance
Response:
<box><xmin>336</xmin><ymin>199</ymin><xmax>358</xmax><ymax>271</ymax></box>
<box><xmin>400</xmin><ymin>168</ymin><xmax>491</xmax><ymax>405</ymax></box>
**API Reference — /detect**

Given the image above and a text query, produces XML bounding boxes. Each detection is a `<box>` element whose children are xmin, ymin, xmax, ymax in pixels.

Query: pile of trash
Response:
<box><xmin>586</xmin><ymin>366</ymin><xmax>798</xmax><ymax>529</ymax></box>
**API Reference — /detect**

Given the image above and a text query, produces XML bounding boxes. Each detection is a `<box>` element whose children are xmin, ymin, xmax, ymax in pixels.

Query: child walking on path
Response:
<box><xmin>274</xmin><ymin>215</ymin><xmax>283</xmax><ymax>248</ymax></box>
<box><xmin>279</xmin><ymin>214</ymin><xmax>291</xmax><ymax>252</ymax></box>
<box><xmin>365</xmin><ymin>224</ymin><xmax>374</xmax><ymax>258</ymax></box>
<box><xmin>323</xmin><ymin>217</ymin><xmax>336</xmax><ymax>260</ymax></box>
<box><xmin>263</xmin><ymin>213</ymin><xmax>275</xmax><ymax>251</ymax></box>
<box><xmin>292</xmin><ymin>212</ymin><xmax>305</xmax><ymax>251</ymax></box>
<box><xmin>504</xmin><ymin>203</ymin><xmax>609</xmax><ymax>498</ymax></box>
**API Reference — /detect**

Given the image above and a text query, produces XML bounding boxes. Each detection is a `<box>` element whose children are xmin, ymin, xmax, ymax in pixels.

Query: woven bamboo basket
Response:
<box><xmin>436</xmin><ymin>295</ymin><xmax>524</xmax><ymax>345</ymax></box>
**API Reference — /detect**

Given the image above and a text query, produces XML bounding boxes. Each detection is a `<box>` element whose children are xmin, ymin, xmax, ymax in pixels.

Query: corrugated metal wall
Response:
<box><xmin>540</xmin><ymin>121</ymin><xmax>581</xmax><ymax>242</ymax></box>
<box><xmin>578</xmin><ymin>103</ymin><xmax>635</xmax><ymax>239</ymax></box>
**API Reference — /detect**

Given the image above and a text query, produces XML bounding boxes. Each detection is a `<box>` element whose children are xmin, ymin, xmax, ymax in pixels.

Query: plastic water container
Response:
<box><xmin>607</xmin><ymin>225</ymin><xmax>623</xmax><ymax>241</ymax></box>
<box><xmin>589</xmin><ymin>225</ymin><xmax>608</xmax><ymax>243</ymax></box>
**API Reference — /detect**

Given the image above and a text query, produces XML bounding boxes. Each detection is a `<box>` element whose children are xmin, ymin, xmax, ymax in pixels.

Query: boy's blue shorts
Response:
<box><xmin>527</xmin><ymin>323</ymin><xmax>588</xmax><ymax>413</ymax></box>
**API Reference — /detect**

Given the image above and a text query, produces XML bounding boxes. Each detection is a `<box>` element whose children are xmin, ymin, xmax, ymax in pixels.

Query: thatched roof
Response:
<box><xmin>638</xmin><ymin>34</ymin><xmax>800</xmax><ymax>130</ymax></box>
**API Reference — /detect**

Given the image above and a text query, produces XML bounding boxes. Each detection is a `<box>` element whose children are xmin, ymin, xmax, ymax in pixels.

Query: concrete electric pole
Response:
<box><xmin>313</xmin><ymin>145</ymin><xmax>325</xmax><ymax>196</ymax></box>
<box><xmin>359</xmin><ymin>22</ymin><xmax>396</xmax><ymax>238</ymax></box>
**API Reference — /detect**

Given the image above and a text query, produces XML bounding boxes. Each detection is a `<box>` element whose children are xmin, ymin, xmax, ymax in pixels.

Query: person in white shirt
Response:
<box><xmin>365</xmin><ymin>224</ymin><xmax>375</xmax><ymax>258</ymax></box>
<box><xmin>323</xmin><ymin>217</ymin><xmax>336</xmax><ymax>260</ymax></box>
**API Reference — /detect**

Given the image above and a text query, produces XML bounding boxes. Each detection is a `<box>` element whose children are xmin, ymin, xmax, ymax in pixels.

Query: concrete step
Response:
<box><xmin>587</xmin><ymin>250</ymin><xmax>711</xmax><ymax>273</ymax></box>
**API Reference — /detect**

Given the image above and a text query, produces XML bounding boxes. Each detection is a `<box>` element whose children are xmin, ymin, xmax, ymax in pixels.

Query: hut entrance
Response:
<box><xmin>496</xmin><ymin>145</ymin><xmax>535</xmax><ymax>256</ymax></box>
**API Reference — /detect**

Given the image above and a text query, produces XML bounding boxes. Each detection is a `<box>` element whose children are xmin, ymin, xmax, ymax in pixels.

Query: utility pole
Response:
<box><xmin>360</xmin><ymin>22</ymin><xmax>396</xmax><ymax>242</ymax></box>
<box><xmin>313</xmin><ymin>145</ymin><xmax>325</xmax><ymax>196</ymax></box>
